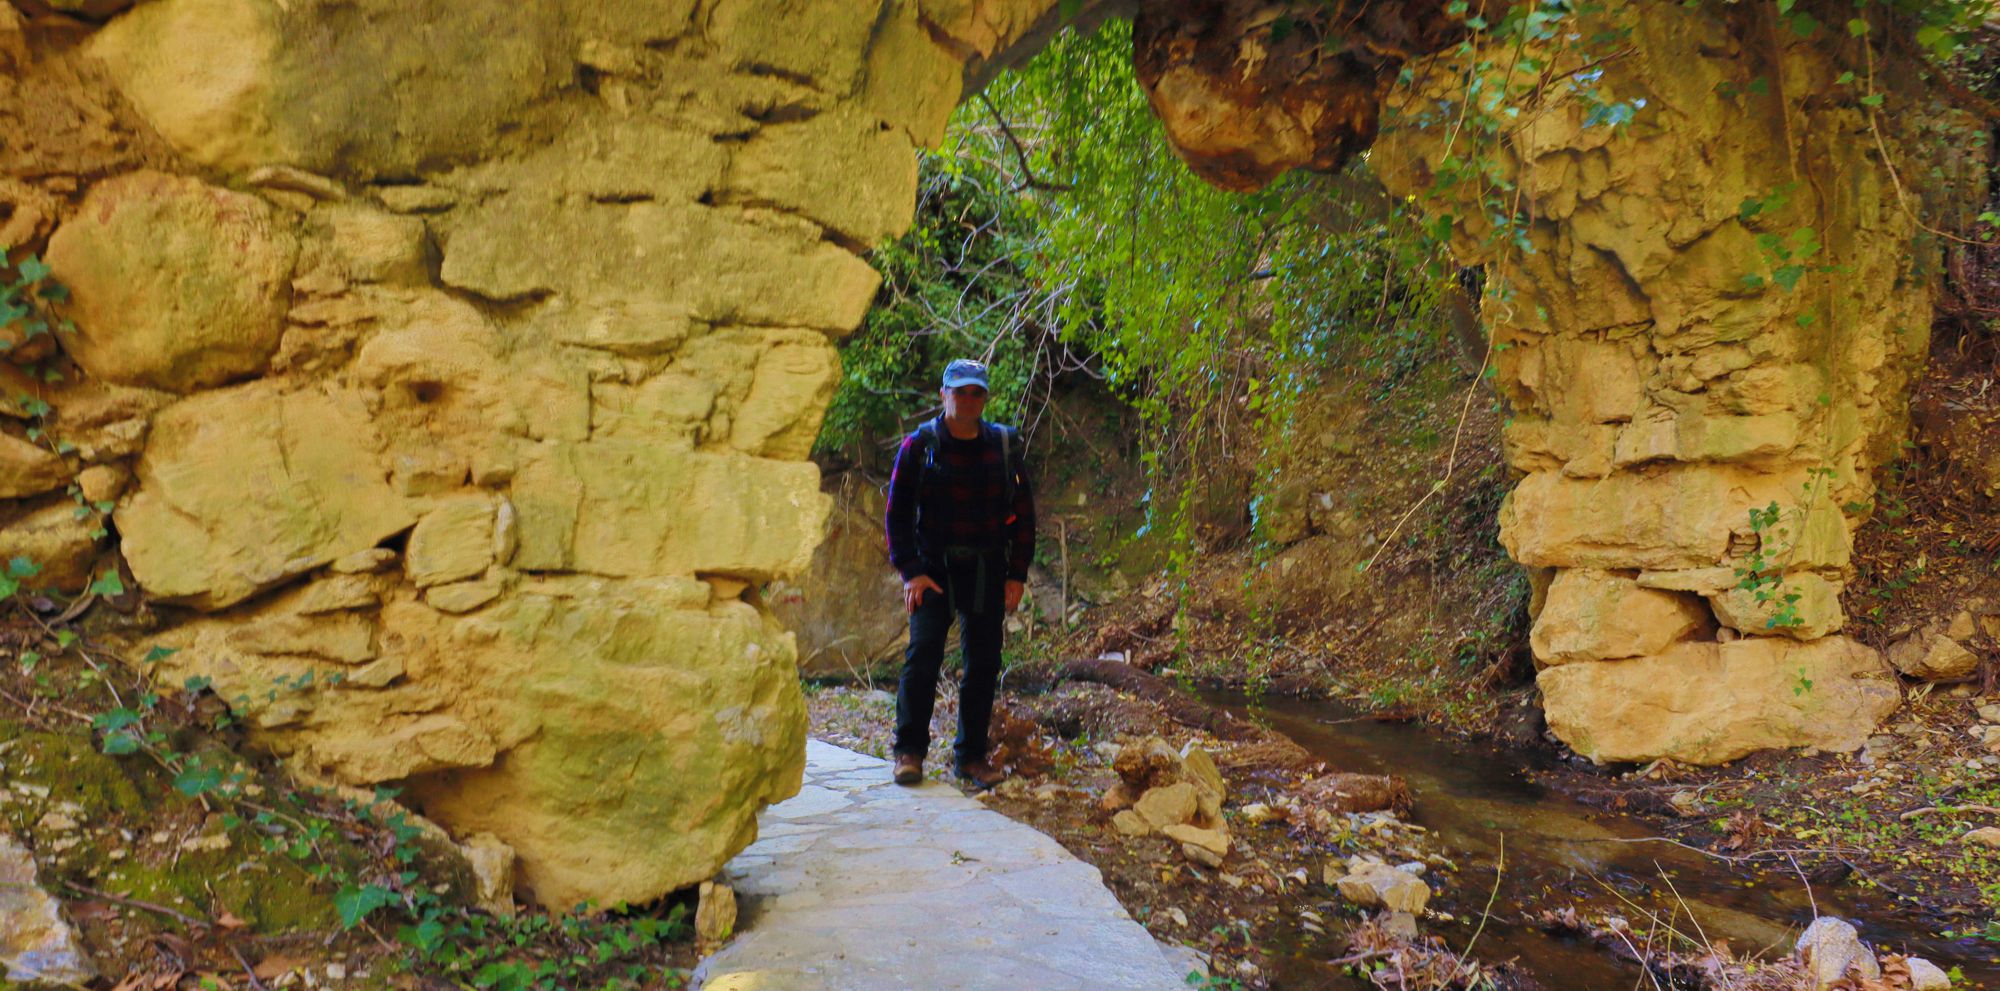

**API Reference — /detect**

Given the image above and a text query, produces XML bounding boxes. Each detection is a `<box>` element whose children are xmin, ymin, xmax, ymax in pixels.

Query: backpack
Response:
<box><xmin>912</xmin><ymin>417</ymin><xmax>1025</xmax><ymax>518</ymax></box>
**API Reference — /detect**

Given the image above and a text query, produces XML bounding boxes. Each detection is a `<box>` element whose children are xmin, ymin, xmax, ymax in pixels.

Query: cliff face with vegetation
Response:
<box><xmin>1117</xmin><ymin>0</ymin><xmax>1985</xmax><ymax>763</ymax></box>
<box><xmin>0</xmin><ymin>0</ymin><xmax>1086</xmax><ymax>909</ymax></box>
<box><xmin>0</xmin><ymin>0</ymin><xmax>1984</xmax><ymax>911</ymax></box>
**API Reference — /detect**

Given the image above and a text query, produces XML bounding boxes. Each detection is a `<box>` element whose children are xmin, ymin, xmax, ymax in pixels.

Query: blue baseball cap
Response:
<box><xmin>941</xmin><ymin>359</ymin><xmax>990</xmax><ymax>390</ymax></box>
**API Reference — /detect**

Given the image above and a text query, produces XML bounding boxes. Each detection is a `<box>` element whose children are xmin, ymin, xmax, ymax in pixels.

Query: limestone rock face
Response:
<box><xmin>1129</xmin><ymin>0</ymin><xmax>1458</xmax><ymax>191</ymax></box>
<box><xmin>1539</xmin><ymin>637</ymin><xmax>1898</xmax><ymax>764</ymax></box>
<box><xmin>0</xmin><ymin>433</ymin><xmax>68</xmax><ymax>500</ymax></box>
<box><xmin>0</xmin><ymin>499</ymin><xmax>103</xmax><ymax>593</ymax></box>
<box><xmin>1707</xmin><ymin>573</ymin><xmax>1845</xmax><ymax>641</ymax></box>
<box><xmin>117</xmin><ymin>382</ymin><xmax>417</xmax><ymax>610</ymax></box>
<box><xmin>1364</xmin><ymin>0</ymin><xmax>1979</xmax><ymax>760</ymax></box>
<box><xmin>10</xmin><ymin>0</ymin><xmax>1060</xmax><ymax>913</ymax></box>
<box><xmin>1531</xmin><ymin>569</ymin><xmax>1710</xmax><ymax>664</ymax></box>
<box><xmin>146</xmin><ymin>575</ymin><xmax>807</xmax><ymax>910</ymax></box>
<box><xmin>45</xmin><ymin>171</ymin><xmax>297</xmax><ymax>392</ymax></box>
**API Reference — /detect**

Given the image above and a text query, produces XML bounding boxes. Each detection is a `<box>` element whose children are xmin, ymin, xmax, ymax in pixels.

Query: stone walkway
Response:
<box><xmin>692</xmin><ymin>740</ymin><xmax>1199</xmax><ymax>991</ymax></box>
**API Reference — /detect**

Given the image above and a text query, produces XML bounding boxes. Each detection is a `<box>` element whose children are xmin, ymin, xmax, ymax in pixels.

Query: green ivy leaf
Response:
<box><xmin>87</xmin><ymin>570</ymin><xmax>125</xmax><ymax>597</ymax></box>
<box><xmin>174</xmin><ymin>763</ymin><xmax>224</xmax><ymax>797</ymax></box>
<box><xmin>102</xmin><ymin>733</ymin><xmax>140</xmax><ymax>756</ymax></box>
<box><xmin>5</xmin><ymin>557</ymin><xmax>37</xmax><ymax>579</ymax></box>
<box><xmin>1859</xmin><ymin>92</ymin><xmax>1885</xmax><ymax>108</ymax></box>
<box><xmin>334</xmin><ymin>883</ymin><xmax>397</xmax><ymax>929</ymax></box>
<box><xmin>1845</xmin><ymin>18</ymin><xmax>1869</xmax><ymax>36</ymax></box>
<box><xmin>143</xmin><ymin>645</ymin><xmax>179</xmax><ymax>665</ymax></box>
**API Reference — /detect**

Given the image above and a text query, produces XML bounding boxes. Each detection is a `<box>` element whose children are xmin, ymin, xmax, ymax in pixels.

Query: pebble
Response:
<box><xmin>1979</xmin><ymin>704</ymin><xmax>2000</xmax><ymax>724</ymax></box>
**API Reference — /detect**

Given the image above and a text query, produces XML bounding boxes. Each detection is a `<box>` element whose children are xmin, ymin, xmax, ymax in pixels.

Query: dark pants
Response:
<box><xmin>894</xmin><ymin>552</ymin><xmax>1005</xmax><ymax>768</ymax></box>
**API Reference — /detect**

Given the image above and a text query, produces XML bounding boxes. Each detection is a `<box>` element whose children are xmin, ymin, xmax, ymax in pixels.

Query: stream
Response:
<box><xmin>1204</xmin><ymin>693</ymin><xmax>2000</xmax><ymax>990</ymax></box>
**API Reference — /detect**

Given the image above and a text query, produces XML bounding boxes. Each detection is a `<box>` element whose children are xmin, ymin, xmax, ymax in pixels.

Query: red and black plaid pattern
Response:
<box><xmin>885</xmin><ymin>420</ymin><xmax>1035</xmax><ymax>583</ymax></box>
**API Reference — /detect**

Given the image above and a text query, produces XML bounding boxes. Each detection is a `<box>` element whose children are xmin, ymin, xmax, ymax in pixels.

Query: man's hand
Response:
<box><xmin>1004</xmin><ymin>579</ymin><xmax>1025</xmax><ymax>614</ymax></box>
<box><xmin>903</xmin><ymin>575</ymin><xmax>943</xmax><ymax>614</ymax></box>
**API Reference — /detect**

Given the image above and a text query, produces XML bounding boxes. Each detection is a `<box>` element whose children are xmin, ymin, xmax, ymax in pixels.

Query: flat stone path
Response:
<box><xmin>692</xmin><ymin>739</ymin><xmax>1197</xmax><ymax>991</ymax></box>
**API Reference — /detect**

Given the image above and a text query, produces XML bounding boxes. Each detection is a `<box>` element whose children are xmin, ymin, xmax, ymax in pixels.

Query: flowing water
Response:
<box><xmin>1202</xmin><ymin>693</ymin><xmax>2000</xmax><ymax>990</ymax></box>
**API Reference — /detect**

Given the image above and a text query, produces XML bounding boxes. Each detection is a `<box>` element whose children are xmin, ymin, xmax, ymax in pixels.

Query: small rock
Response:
<box><xmin>1979</xmin><ymin>704</ymin><xmax>2000</xmax><ymax>725</ymax></box>
<box><xmin>1134</xmin><ymin>782</ymin><xmax>1199</xmax><ymax>829</ymax></box>
<box><xmin>330</xmin><ymin>548</ymin><xmax>398</xmax><ymax>574</ymax></box>
<box><xmin>1162</xmin><ymin>824</ymin><xmax>1229</xmax><ymax>857</ymax></box>
<box><xmin>1099</xmin><ymin>782</ymin><xmax>1138</xmax><ymax>813</ymax></box>
<box><xmin>1181</xmin><ymin>842</ymin><xmax>1223</xmax><ymax>868</ymax></box>
<box><xmin>1111</xmin><ymin>810</ymin><xmax>1151</xmax><ymax>838</ymax></box>
<box><xmin>1948</xmin><ymin>610</ymin><xmax>1977</xmax><ymax>640</ymax></box>
<box><xmin>1796</xmin><ymin>917</ymin><xmax>1879</xmax><ymax>989</ymax></box>
<box><xmin>695</xmin><ymin>881</ymin><xmax>737</xmax><ymax>947</ymax></box>
<box><xmin>0</xmin><ymin>832</ymin><xmax>94</xmax><ymax>984</ymax></box>
<box><xmin>1382</xmin><ymin>911</ymin><xmax>1420</xmax><ymax>940</ymax></box>
<box><xmin>1179</xmin><ymin>745</ymin><xmax>1227</xmax><ymax>803</ymax></box>
<box><xmin>325</xmin><ymin>963</ymin><xmax>348</xmax><ymax>981</ymax></box>
<box><xmin>1906</xmin><ymin>956</ymin><xmax>1952</xmax><ymax>990</ymax></box>
<box><xmin>1321</xmin><ymin>859</ymin><xmax>1346</xmax><ymax>888</ymax></box>
<box><xmin>1336</xmin><ymin>863</ymin><xmax>1430</xmax><ymax>914</ymax></box>
<box><xmin>34</xmin><ymin>812</ymin><xmax>76</xmax><ymax>833</ymax></box>
<box><xmin>1237</xmin><ymin>802</ymin><xmax>1285</xmax><ymax>825</ymax></box>
<box><xmin>1963</xmin><ymin>827</ymin><xmax>2000</xmax><ymax>848</ymax></box>
<box><xmin>179</xmin><ymin>833</ymin><xmax>231</xmax><ymax>853</ymax></box>
<box><xmin>461</xmin><ymin>832</ymin><xmax>516</xmax><ymax>917</ymax></box>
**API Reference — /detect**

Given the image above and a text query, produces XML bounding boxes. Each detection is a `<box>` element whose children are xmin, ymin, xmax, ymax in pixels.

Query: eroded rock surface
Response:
<box><xmin>0</xmin><ymin>0</ymin><xmax>1071</xmax><ymax>908</ymax></box>
<box><xmin>0</xmin><ymin>832</ymin><xmax>93</xmax><ymax>985</ymax></box>
<box><xmin>1361</xmin><ymin>1</ymin><xmax>1977</xmax><ymax>761</ymax></box>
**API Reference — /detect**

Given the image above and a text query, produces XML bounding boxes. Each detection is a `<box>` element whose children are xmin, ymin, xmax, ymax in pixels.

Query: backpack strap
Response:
<box><xmin>997</xmin><ymin>424</ymin><xmax>1023</xmax><ymax>512</ymax></box>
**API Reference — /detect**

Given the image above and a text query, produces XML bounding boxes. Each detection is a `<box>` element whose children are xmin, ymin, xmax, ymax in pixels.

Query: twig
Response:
<box><xmin>227</xmin><ymin>941</ymin><xmax>271</xmax><ymax>991</ymax></box>
<box><xmin>977</xmin><ymin>93</ymin><xmax>1073</xmax><ymax>193</ymax></box>
<box><xmin>1457</xmin><ymin>832</ymin><xmax>1504</xmax><ymax>978</ymax></box>
<box><xmin>1897</xmin><ymin>803</ymin><xmax>2000</xmax><ymax>821</ymax></box>
<box><xmin>61</xmin><ymin>879</ymin><xmax>207</xmax><ymax>928</ymax></box>
<box><xmin>1787</xmin><ymin>852</ymin><xmax>1818</xmax><ymax>921</ymax></box>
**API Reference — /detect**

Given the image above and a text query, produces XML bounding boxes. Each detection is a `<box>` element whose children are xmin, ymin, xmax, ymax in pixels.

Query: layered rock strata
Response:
<box><xmin>0</xmin><ymin>0</ymin><xmax>1068</xmax><ymax>908</ymax></box>
<box><xmin>1124</xmin><ymin>0</ymin><xmax>1973</xmax><ymax>761</ymax></box>
<box><xmin>1364</xmin><ymin>2</ymin><xmax>1955</xmax><ymax>760</ymax></box>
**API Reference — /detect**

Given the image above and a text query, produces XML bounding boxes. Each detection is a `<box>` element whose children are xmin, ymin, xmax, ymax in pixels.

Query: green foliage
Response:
<box><xmin>978</xmin><ymin>21</ymin><xmax>1457</xmax><ymax>556</ymax></box>
<box><xmin>0</xmin><ymin>249</ymin><xmax>72</xmax><ymax>355</ymax></box>
<box><xmin>816</xmin><ymin>150</ymin><xmax>1062</xmax><ymax>461</ymax></box>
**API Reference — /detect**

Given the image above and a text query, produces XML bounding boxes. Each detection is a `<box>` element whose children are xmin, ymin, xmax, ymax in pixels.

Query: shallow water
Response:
<box><xmin>1204</xmin><ymin>692</ymin><xmax>2000</xmax><ymax>990</ymax></box>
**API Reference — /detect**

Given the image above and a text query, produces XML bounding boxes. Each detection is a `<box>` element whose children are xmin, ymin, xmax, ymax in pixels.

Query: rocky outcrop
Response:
<box><xmin>1539</xmin><ymin>636</ymin><xmax>1898</xmax><ymax>764</ymax></box>
<box><xmin>1359</xmin><ymin>1</ymin><xmax>1979</xmax><ymax>761</ymax></box>
<box><xmin>1129</xmin><ymin>0</ymin><xmax>1457</xmax><ymax>191</ymax></box>
<box><xmin>1</xmin><ymin>0</ymin><xmax>1072</xmax><ymax>908</ymax></box>
<box><xmin>1115</xmin><ymin>0</ymin><xmax>1975</xmax><ymax>762</ymax></box>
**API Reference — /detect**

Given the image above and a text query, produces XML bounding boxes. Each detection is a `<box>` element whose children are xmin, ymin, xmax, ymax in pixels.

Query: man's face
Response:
<box><xmin>941</xmin><ymin>384</ymin><xmax>988</xmax><ymax>421</ymax></box>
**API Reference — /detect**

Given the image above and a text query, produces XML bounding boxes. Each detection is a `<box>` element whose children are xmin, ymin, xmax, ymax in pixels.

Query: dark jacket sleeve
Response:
<box><xmin>884</xmin><ymin>433</ymin><xmax>927</xmax><ymax>581</ymax></box>
<box><xmin>1006</xmin><ymin>450</ymin><xmax>1035</xmax><ymax>582</ymax></box>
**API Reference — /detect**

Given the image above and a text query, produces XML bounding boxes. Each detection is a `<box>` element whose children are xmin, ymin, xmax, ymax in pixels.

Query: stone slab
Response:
<box><xmin>693</xmin><ymin>739</ymin><xmax>1193</xmax><ymax>991</ymax></box>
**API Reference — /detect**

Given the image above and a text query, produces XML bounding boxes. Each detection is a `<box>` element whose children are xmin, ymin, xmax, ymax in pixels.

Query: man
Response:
<box><xmin>883</xmin><ymin>358</ymin><xmax>1035</xmax><ymax>789</ymax></box>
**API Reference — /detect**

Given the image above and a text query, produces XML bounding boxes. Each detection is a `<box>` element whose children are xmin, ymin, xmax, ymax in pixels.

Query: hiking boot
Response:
<box><xmin>892</xmin><ymin>752</ymin><xmax>923</xmax><ymax>786</ymax></box>
<box><xmin>954</xmin><ymin>759</ymin><xmax>1006</xmax><ymax>791</ymax></box>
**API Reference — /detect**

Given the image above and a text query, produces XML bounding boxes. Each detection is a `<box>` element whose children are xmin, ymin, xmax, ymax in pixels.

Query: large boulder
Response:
<box><xmin>1539</xmin><ymin>636</ymin><xmax>1898</xmax><ymax>764</ymax></box>
<box><xmin>1531</xmin><ymin>568</ymin><xmax>1711</xmax><ymax>664</ymax></box>
<box><xmin>45</xmin><ymin>171</ymin><xmax>297</xmax><ymax>393</ymax></box>
<box><xmin>146</xmin><ymin>574</ymin><xmax>807</xmax><ymax>911</ymax></box>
